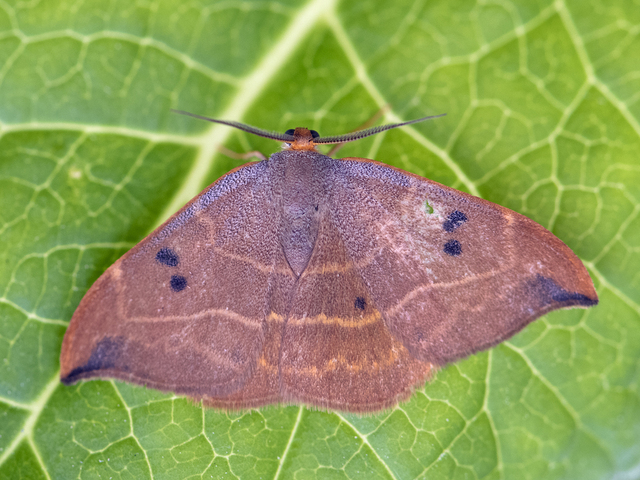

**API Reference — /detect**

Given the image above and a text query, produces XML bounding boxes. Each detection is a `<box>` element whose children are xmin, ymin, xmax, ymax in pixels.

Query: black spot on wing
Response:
<box><xmin>444</xmin><ymin>240</ymin><xmax>462</xmax><ymax>256</ymax></box>
<box><xmin>529</xmin><ymin>274</ymin><xmax>598</xmax><ymax>307</ymax></box>
<box><xmin>156</xmin><ymin>247</ymin><xmax>179</xmax><ymax>267</ymax></box>
<box><xmin>354</xmin><ymin>297</ymin><xmax>366</xmax><ymax>310</ymax></box>
<box><xmin>443</xmin><ymin>210</ymin><xmax>467</xmax><ymax>232</ymax></box>
<box><xmin>170</xmin><ymin>275</ymin><xmax>187</xmax><ymax>292</ymax></box>
<box><xmin>63</xmin><ymin>337</ymin><xmax>124</xmax><ymax>383</ymax></box>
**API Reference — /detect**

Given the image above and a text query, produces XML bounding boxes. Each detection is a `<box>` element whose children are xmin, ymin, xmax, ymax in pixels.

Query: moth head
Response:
<box><xmin>282</xmin><ymin>128</ymin><xmax>321</xmax><ymax>151</ymax></box>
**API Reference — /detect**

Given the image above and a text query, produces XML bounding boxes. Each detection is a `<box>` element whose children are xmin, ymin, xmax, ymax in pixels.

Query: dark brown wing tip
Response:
<box><xmin>60</xmin><ymin>367</ymin><xmax>107</xmax><ymax>385</ymax></box>
<box><xmin>60</xmin><ymin>372</ymin><xmax>79</xmax><ymax>385</ymax></box>
<box><xmin>60</xmin><ymin>366</ymin><xmax>119</xmax><ymax>386</ymax></box>
<box><xmin>532</xmin><ymin>274</ymin><xmax>598</xmax><ymax>308</ymax></box>
<box><xmin>569</xmin><ymin>295</ymin><xmax>598</xmax><ymax>307</ymax></box>
<box><xmin>60</xmin><ymin>335</ymin><xmax>125</xmax><ymax>383</ymax></box>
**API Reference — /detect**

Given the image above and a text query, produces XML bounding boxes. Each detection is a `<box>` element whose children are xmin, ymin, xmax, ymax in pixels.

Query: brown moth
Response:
<box><xmin>60</xmin><ymin>111</ymin><xmax>598</xmax><ymax>412</ymax></box>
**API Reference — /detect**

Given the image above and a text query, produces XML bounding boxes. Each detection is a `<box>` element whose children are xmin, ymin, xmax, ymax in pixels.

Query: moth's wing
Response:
<box><xmin>60</xmin><ymin>161</ymin><xmax>283</xmax><ymax>399</ymax></box>
<box><xmin>279</xmin><ymin>208</ymin><xmax>433</xmax><ymax>412</ymax></box>
<box><xmin>201</xmin><ymin>244</ymin><xmax>295</xmax><ymax>409</ymax></box>
<box><xmin>330</xmin><ymin>158</ymin><xmax>598</xmax><ymax>366</ymax></box>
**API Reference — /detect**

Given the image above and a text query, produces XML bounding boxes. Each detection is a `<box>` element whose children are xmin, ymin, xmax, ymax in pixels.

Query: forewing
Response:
<box><xmin>279</xmin><ymin>208</ymin><xmax>433</xmax><ymax>412</ymax></box>
<box><xmin>60</xmin><ymin>161</ymin><xmax>282</xmax><ymax>398</ymax></box>
<box><xmin>201</xmin><ymin>245</ymin><xmax>295</xmax><ymax>409</ymax></box>
<box><xmin>330</xmin><ymin>158</ymin><xmax>598</xmax><ymax>366</ymax></box>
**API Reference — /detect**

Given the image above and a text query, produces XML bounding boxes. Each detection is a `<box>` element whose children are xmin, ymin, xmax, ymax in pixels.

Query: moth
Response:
<box><xmin>60</xmin><ymin>111</ymin><xmax>598</xmax><ymax>412</ymax></box>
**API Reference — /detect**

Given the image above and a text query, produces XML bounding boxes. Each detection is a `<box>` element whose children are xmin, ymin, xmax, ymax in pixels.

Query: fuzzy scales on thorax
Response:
<box><xmin>268</xmin><ymin>149</ymin><xmax>328</xmax><ymax>277</ymax></box>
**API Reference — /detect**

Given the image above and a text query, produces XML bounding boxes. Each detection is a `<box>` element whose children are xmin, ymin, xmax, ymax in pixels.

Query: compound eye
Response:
<box><xmin>285</xmin><ymin>129</ymin><xmax>295</xmax><ymax>136</ymax></box>
<box><xmin>310</xmin><ymin>130</ymin><xmax>320</xmax><ymax>138</ymax></box>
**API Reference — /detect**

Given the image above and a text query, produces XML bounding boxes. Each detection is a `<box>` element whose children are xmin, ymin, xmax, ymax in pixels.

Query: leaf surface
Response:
<box><xmin>1</xmin><ymin>0</ymin><xmax>639</xmax><ymax>479</ymax></box>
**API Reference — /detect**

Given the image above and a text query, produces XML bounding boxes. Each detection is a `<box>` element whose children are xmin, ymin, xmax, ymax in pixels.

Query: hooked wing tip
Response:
<box><xmin>60</xmin><ymin>336</ymin><xmax>125</xmax><ymax>384</ymax></box>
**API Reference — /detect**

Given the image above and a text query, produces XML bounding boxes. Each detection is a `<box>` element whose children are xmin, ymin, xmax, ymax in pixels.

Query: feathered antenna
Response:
<box><xmin>172</xmin><ymin>109</ymin><xmax>445</xmax><ymax>145</ymax></box>
<box><xmin>313</xmin><ymin>114</ymin><xmax>446</xmax><ymax>144</ymax></box>
<box><xmin>171</xmin><ymin>110</ymin><xmax>294</xmax><ymax>142</ymax></box>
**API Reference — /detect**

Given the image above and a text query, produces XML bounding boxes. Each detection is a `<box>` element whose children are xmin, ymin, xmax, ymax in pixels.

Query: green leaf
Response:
<box><xmin>1</xmin><ymin>0</ymin><xmax>638</xmax><ymax>478</ymax></box>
